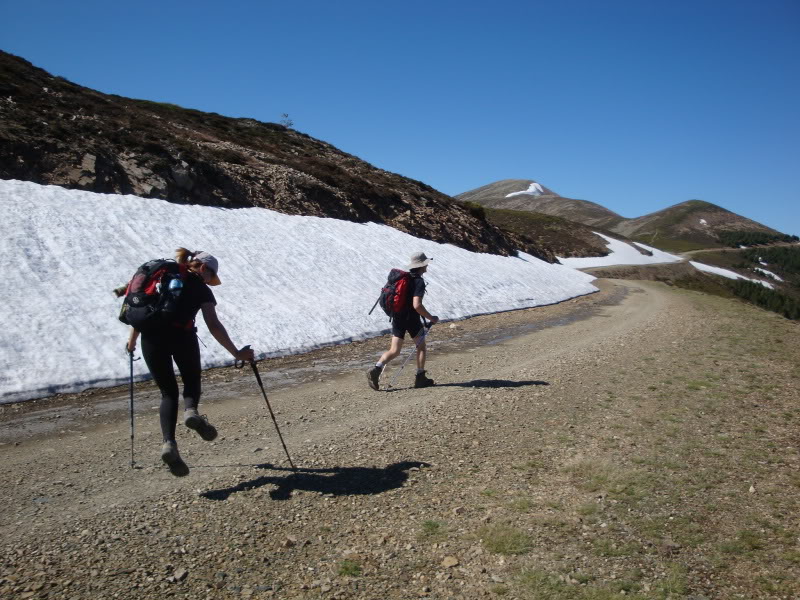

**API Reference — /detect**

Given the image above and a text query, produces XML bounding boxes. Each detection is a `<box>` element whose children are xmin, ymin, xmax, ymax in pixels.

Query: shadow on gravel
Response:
<box><xmin>201</xmin><ymin>461</ymin><xmax>430</xmax><ymax>501</ymax></box>
<box><xmin>384</xmin><ymin>379</ymin><xmax>549</xmax><ymax>392</ymax></box>
<box><xmin>437</xmin><ymin>379</ymin><xmax>550</xmax><ymax>388</ymax></box>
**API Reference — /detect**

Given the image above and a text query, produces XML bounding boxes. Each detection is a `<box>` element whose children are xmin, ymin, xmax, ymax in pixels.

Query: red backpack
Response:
<box><xmin>376</xmin><ymin>269</ymin><xmax>412</xmax><ymax>320</ymax></box>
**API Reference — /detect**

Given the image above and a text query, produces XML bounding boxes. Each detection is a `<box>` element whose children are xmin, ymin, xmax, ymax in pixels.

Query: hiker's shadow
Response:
<box><xmin>438</xmin><ymin>379</ymin><xmax>550</xmax><ymax>388</ymax></box>
<box><xmin>201</xmin><ymin>460</ymin><xmax>430</xmax><ymax>501</ymax></box>
<box><xmin>385</xmin><ymin>379</ymin><xmax>549</xmax><ymax>392</ymax></box>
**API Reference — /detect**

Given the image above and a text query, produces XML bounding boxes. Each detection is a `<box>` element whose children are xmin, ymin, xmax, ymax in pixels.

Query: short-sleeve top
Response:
<box><xmin>173</xmin><ymin>272</ymin><xmax>216</xmax><ymax>328</ymax></box>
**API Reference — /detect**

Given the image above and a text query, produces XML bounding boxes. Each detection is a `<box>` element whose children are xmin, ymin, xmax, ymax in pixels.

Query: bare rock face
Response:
<box><xmin>0</xmin><ymin>51</ymin><xmax>527</xmax><ymax>258</ymax></box>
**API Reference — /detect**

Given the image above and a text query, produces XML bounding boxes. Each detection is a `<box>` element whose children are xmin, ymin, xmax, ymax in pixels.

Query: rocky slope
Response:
<box><xmin>0</xmin><ymin>51</ymin><xmax>522</xmax><ymax>257</ymax></box>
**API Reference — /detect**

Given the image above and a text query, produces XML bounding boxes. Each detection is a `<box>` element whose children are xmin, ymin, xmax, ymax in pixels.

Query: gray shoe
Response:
<box><xmin>161</xmin><ymin>441</ymin><xmax>189</xmax><ymax>477</ymax></box>
<box><xmin>366</xmin><ymin>365</ymin><xmax>383</xmax><ymax>391</ymax></box>
<box><xmin>184</xmin><ymin>408</ymin><xmax>218</xmax><ymax>441</ymax></box>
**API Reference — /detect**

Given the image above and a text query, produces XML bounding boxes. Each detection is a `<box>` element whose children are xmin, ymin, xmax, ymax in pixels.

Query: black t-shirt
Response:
<box><xmin>173</xmin><ymin>272</ymin><xmax>216</xmax><ymax>327</ymax></box>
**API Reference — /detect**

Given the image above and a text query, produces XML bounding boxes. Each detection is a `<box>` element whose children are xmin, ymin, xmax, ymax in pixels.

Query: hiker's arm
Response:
<box><xmin>200</xmin><ymin>303</ymin><xmax>255</xmax><ymax>362</ymax></box>
<box><xmin>126</xmin><ymin>328</ymin><xmax>140</xmax><ymax>353</ymax></box>
<box><xmin>413</xmin><ymin>297</ymin><xmax>439</xmax><ymax>324</ymax></box>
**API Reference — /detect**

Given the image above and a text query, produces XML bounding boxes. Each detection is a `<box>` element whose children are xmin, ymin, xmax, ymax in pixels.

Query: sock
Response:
<box><xmin>376</xmin><ymin>361</ymin><xmax>384</xmax><ymax>368</ymax></box>
<box><xmin>417</xmin><ymin>368</ymin><xmax>425</xmax><ymax>375</ymax></box>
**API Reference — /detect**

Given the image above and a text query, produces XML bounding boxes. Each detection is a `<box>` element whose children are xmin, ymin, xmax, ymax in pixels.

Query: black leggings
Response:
<box><xmin>141</xmin><ymin>329</ymin><xmax>202</xmax><ymax>442</ymax></box>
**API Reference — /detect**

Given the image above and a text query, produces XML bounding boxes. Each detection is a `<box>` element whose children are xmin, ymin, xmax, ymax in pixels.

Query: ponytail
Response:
<box><xmin>176</xmin><ymin>247</ymin><xmax>207</xmax><ymax>272</ymax></box>
<box><xmin>175</xmin><ymin>247</ymin><xmax>199</xmax><ymax>264</ymax></box>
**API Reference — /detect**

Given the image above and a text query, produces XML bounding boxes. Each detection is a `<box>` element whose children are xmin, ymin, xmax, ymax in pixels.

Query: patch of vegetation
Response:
<box><xmin>517</xmin><ymin>569</ymin><xmax>653</xmax><ymax>599</ymax></box>
<box><xmin>462</xmin><ymin>200</ymin><xmax>486</xmax><ymax>220</ymax></box>
<box><xmin>718</xmin><ymin>230</ymin><xmax>798</xmax><ymax>248</ymax></box>
<box><xmin>719</xmin><ymin>529</ymin><xmax>765</xmax><ymax>555</ymax></box>
<box><xmin>418</xmin><ymin>519</ymin><xmax>446</xmax><ymax>539</ymax></box>
<box><xmin>743</xmin><ymin>245</ymin><xmax>800</xmax><ymax>275</ymax></box>
<box><xmin>636</xmin><ymin>236</ymin><xmax>711</xmax><ymax>253</ymax></box>
<box><xmin>727</xmin><ymin>279</ymin><xmax>800</xmax><ymax>320</ymax></box>
<box><xmin>564</xmin><ymin>459</ymin><xmax>652</xmax><ymax>502</ymax></box>
<box><xmin>508</xmin><ymin>498</ymin><xmax>535</xmax><ymax>512</ymax></box>
<box><xmin>481</xmin><ymin>206</ymin><xmax>616</xmax><ymax>262</ymax></box>
<box><xmin>337</xmin><ymin>559</ymin><xmax>362</xmax><ymax>577</ymax></box>
<box><xmin>479</xmin><ymin>525</ymin><xmax>533</xmax><ymax>555</ymax></box>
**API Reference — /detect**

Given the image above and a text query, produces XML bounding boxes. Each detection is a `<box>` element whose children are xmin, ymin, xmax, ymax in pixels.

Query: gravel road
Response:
<box><xmin>2</xmin><ymin>278</ymin><xmax>798</xmax><ymax>599</ymax></box>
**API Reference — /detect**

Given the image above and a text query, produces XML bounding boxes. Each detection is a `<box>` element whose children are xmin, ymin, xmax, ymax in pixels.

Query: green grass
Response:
<box><xmin>479</xmin><ymin>525</ymin><xmax>533</xmax><ymax>555</ymax></box>
<box><xmin>563</xmin><ymin>459</ymin><xmax>652</xmax><ymax>502</ymax></box>
<box><xmin>338</xmin><ymin>559</ymin><xmax>362</xmax><ymax>577</ymax></box>
<box><xmin>418</xmin><ymin>519</ymin><xmax>445</xmax><ymax>539</ymax></box>
<box><xmin>719</xmin><ymin>529</ymin><xmax>765</xmax><ymax>555</ymax></box>
<box><xmin>517</xmin><ymin>569</ymin><xmax>650</xmax><ymax>599</ymax></box>
<box><xmin>508</xmin><ymin>498</ymin><xmax>535</xmax><ymax>512</ymax></box>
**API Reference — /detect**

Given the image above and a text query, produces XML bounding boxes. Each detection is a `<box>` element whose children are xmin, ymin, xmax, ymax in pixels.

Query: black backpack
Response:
<box><xmin>118</xmin><ymin>259</ymin><xmax>189</xmax><ymax>332</ymax></box>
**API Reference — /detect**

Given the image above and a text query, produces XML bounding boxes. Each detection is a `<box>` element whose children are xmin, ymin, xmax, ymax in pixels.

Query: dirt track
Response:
<box><xmin>2</xmin><ymin>279</ymin><xmax>798</xmax><ymax>599</ymax></box>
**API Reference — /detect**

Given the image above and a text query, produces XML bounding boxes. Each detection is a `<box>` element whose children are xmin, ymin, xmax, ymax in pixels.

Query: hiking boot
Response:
<box><xmin>184</xmin><ymin>409</ymin><xmax>218</xmax><ymax>441</ymax></box>
<box><xmin>366</xmin><ymin>365</ymin><xmax>383</xmax><ymax>391</ymax></box>
<box><xmin>161</xmin><ymin>441</ymin><xmax>190</xmax><ymax>477</ymax></box>
<box><xmin>414</xmin><ymin>371</ymin><xmax>435</xmax><ymax>388</ymax></box>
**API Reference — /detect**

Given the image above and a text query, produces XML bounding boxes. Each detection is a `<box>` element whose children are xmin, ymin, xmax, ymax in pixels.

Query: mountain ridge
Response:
<box><xmin>458</xmin><ymin>179</ymin><xmax>789</xmax><ymax>252</ymax></box>
<box><xmin>0</xmin><ymin>51</ymin><xmax>524</xmax><ymax>257</ymax></box>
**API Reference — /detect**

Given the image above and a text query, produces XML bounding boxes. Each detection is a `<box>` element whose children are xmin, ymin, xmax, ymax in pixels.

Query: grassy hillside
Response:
<box><xmin>480</xmin><ymin>207</ymin><xmax>635</xmax><ymax>261</ymax></box>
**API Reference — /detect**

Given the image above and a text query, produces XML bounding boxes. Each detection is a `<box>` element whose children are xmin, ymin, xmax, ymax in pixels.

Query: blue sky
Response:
<box><xmin>2</xmin><ymin>0</ymin><xmax>798</xmax><ymax>234</ymax></box>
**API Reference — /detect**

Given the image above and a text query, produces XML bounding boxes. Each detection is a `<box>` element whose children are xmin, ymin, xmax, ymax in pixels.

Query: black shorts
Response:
<box><xmin>392</xmin><ymin>313</ymin><xmax>423</xmax><ymax>339</ymax></box>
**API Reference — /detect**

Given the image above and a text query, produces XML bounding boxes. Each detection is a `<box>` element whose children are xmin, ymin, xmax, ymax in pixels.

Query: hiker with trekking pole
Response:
<box><xmin>116</xmin><ymin>248</ymin><xmax>254</xmax><ymax>477</ymax></box>
<box><xmin>367</xmin><ymin>252</ymin><xmax>439</xmax><ymax>391</ymax></box>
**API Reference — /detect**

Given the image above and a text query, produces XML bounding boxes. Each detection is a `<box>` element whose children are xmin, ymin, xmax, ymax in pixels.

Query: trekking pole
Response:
<box><xmin>368</xmin><ymin>295</ymin><xmax>381</xmax><ymax>315</ymax></box>
<box><xmin>386</xmin><ymin>321</ymin><xmax>433</xmax><ymax>390</ymax></box>
<box><xmin>127</xmin><ymin>347</ymin><xmax>140</xmax><ymax>469</ymax></box>
<box><xmin>236</xmin><ymin>346</ymin><xmax>297</xmax><ymax>471</ymax></box>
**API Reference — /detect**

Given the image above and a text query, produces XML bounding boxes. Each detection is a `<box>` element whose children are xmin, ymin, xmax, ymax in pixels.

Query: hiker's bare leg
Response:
<box><xmin>379</xmin><ymin>336</ymin><xmax>404</xmax><ymax>364</ymax></box>
<box><xmin>415</xmin><ymin>334</ymin><xmax>426</xmax><ymax>370</ymax></box>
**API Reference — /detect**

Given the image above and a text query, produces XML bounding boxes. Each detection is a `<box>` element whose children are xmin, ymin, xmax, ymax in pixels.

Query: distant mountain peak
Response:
<box><xmin>456</xmin><ymin>179</ymin><xmax>622</xmax><ymax>229</ymax></box>
<box><xmin>457</xmin><ymin>179</ymin><xmax>787</xmax><ymax>252</ymax></box>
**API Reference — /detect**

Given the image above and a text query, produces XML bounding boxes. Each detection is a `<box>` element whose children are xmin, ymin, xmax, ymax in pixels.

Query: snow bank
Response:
<box><xmin>557</xmin><ymin>233</ymin><xmax>682</xmax><ymax>268</ymax></box>
<box><xmin>690</xmin><ymin>261</ymin><xmax>774</xmax><ymax>289</ymax></box>
<box><xmin>0</xmin><ymin>179</ymin><xmax>598</xmax><ymax>403</ymax></box>
<box><xmin>754</xmin><ymin>267</ymin><xmax>783</xmax><ymax>282</ymax></box>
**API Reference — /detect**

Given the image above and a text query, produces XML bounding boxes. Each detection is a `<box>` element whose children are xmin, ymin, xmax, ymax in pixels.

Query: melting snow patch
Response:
<box><xmin>754</xmin><ymin>267</ymin><xmax>783</xmax><ymax>282</ymax></box>
<box><xmin>699</xmin><ymin>219</ymin><xmax>708</xmax><ymax>226</ymax></box>
<box><xmin>506</xmin><ymin>182</ymin><xmax>544</xmax><ymax>198</ymax></box>
<box><xmin>690</xmin><ymin>261</ymin><xmax>773</xmax><ymax>289</ymax></box>
<box><xmin>557</xmin><ymin>233</ymin><xmax>682</xmax><ymax>268</ymax></box>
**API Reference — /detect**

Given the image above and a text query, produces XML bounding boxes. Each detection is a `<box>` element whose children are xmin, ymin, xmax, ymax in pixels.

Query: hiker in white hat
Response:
<box><xmin>367</xmin><ymin>252</ymin><xmax>440</xmax><ymax>390</ymax></box>
<box><xmin>122</xmin><ymin>247</ymin><xmax>255</xmax><ymax>477</ymax></box>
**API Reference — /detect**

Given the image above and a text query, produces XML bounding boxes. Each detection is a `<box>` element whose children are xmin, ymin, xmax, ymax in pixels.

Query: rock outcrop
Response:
<box><xmin>0</xmin><ymin>51</ymin><xmax>525</xmax><ymax>257</ymax></box>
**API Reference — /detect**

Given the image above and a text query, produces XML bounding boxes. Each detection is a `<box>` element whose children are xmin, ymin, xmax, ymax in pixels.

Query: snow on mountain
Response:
<box><xmin>556</xmin><ymin>233</ymin><xmax>683</xmax><ymax>268</ymax></box>
<box><xmin>0</xmin><ymin>179</ymin><xmax>598</xmax><ymax>403</ymax></box>
<box><xmin>505</xmin><ymin>182</ymin><xmax>545</xmax><ymax>198</ymax></box>
<box><xmin>690</xmin><ymin>261</ymin><xmax>774</xmax><ymax>289</ymax></box>
<box><xmin>754</xmin><ymin>267</ymin><xmax>783</xmax><ymax>282</ymax></box>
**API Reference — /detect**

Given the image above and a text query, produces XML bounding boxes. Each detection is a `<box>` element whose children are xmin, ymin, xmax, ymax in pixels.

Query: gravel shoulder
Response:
<box><xmin>2</xmin><ymin>279</ymin><xmax>798</xmax><ymax>599</ymax></box>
